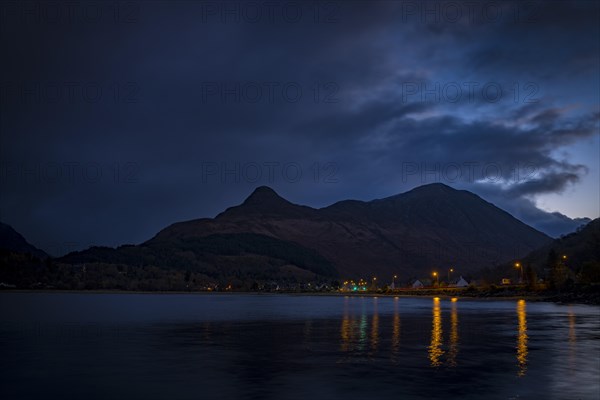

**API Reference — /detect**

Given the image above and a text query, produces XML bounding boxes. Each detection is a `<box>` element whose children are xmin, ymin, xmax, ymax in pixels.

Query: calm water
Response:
<box><xmin>1</xmin><ymin>294</ymin><xmax>599</xmax><ymax>400</ymax></box>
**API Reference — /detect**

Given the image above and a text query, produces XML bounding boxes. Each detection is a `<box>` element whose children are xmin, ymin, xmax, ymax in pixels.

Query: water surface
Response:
<box><xmin>1</xmin><ymin>293</ymin><xmax>598</xmax><ymax>400</ymax></box>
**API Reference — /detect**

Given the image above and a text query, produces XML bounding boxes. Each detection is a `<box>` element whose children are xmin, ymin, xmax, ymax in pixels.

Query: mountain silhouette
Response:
<box><xmin>64</xmin><ymin>183</ymin><xmax>551</xmax><ymax>281</ymax></box>
<box><xmin>522</xmin><ymin>218</ymin><xmax>600</xmax><ymax>271</ymax></box>
<box><xmin>0</xmin><ymin>222</ymin><xmax>47</xmax><ymax>259</ymax></box>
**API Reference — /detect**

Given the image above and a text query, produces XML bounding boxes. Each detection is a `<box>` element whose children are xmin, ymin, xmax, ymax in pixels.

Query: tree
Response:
<box><xmin>578</xmin><ymin>261</ymin><xmax>600</xmax><ymax>284</ymax></box>
<box><xmin>524</xmin><ymin>264</ymin><xmax>537</xmax><ymax>290</ymax></box>
<box><xmin>548</xmin><ymin>249</ymin><xmax>568</xmax><ymax>291</ymax></box>
<box><xmin>45</xmin><ymin>257</ymin><xmax>56</xmax><ymax>273</ymax></box>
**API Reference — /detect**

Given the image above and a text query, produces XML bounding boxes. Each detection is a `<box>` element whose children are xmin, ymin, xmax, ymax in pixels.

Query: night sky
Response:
<box><xmin>1</xmin><ymin>1</ymin><xmax>599</xmax><ymax>256</ymax></box>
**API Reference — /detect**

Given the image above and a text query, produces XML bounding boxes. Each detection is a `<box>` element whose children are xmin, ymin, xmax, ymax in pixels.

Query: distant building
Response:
<box><xmin>449</xmin><ymin>276</ymin><xmax>469</xmax><ymax>288</ymax></box>
<box><xmin>412</xmin><ymin>279</ymin><xmax>424</xmax><ymax>289</ymax></box>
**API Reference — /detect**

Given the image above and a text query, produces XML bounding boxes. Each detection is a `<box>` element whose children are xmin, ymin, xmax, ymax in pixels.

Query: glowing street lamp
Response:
<box><xmin>392</xmin><ymin>275</ymin><xmax>397</xmax><ymax>288</ymax></box>
<box><xmin>448</xmin><ymin>268</ymin><xmax>454</xmax><ymax>283</ymax></box>
<box><xmin>515</xmin><ymin>262</ymin><xmax>523</xmax><ymax>283</ymax></box>
<box><xmin>433</xmin><ymin>272</ymin><xmax>439</xmax><ymax>286</ymax></box>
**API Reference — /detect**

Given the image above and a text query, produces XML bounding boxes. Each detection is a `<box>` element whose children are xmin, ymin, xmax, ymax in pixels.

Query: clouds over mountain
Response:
<box><xmin>1</xmin><ymin>0</ymin><xmax>597</xmax><ymax>252</ymax></box>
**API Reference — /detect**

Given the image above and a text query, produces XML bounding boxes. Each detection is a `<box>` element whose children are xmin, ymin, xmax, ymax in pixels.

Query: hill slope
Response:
<box><xmin>122</xmin><ymin>183</ymin><xmax>551</xmax><ymax>281</ymax></box>
<box><xmin>523</xmin><ymin>218</ymin><xmax>600</xmax><ymax>273</ymax></box>
<box><xmin>484</xmin><ymin>218</ymin><xmax>600</xmax><ymax>286</ymax></box>
<box><xmin>0</xmin><ymin>222</ymin><xmax>47</xmax><ymax>259</ymax></box>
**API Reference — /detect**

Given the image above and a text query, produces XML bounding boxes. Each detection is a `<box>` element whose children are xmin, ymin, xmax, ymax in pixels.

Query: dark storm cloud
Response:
<box><xmin>1</xmin><ymin>0</ymin><xmax>598</xmax><ymax>253</ymax></box>
<box><xmin>507</xmin><ymin>171</ymin><xmax>583</xmax><ymax>197</ymax></box>
<box><xmin>296</xmin><ymin>95</ymin><xmax>597</xmax><ymax>184</ymax></box>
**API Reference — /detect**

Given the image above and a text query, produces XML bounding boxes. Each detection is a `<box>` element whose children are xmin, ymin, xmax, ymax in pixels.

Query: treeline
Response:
<box><xmin>0</xmin><ymin>247</ymin><xmax>336</xmax><ymax>291</ymax></box>
<box><xmin>479</xmin><ymin>255</ymin><xmax>600</xmax><ymax>291</ymax></box>
<box><xmin>179</xmin><ymin>233</ymin><xmax>338</xmax><ymax>277</ymax></box>
<box><xmin>58</xmin><ymin>233</ymin><xmax>337</xmax><ymax>279</ymax></box>
<box><xmin>0</xmin><ymin>250</ymin><xmax>208</xmax><ymax>290</ymax></box>
<box><xmin>479</xmin><ymin>219</ymin><xmax>600</xmax><ymax>289</ymax></box>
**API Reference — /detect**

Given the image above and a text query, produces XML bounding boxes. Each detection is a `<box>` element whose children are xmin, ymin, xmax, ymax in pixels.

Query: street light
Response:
<box><xmin>448</xmin><ymin>268</ymin><xmax>454</xmax><ymax>283</ymax></box>
<box><xmin>392</xmin><ymin>275</ymin><xmax>397</xmax><ymax>288</ymax></box>
<box><xmin>432</xmin><ymin>272</ymin><xmax>439</xmax><ymax>286</ymax></box>
<box><xmin>515</xmin><ymin>262</ymin><xmax>523</xmax><ymax>283</ymax></box>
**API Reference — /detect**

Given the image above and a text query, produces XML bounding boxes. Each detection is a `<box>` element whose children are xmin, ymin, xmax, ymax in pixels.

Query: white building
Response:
<box><xmin>454</xmin><ymin>276</ymin><xmax>469</xmax><ymax>287</ymax></box>
<box><xmin>412</xmin><ymin>279</ymin><xmax>424</xmax><ymax>289</ymax></box>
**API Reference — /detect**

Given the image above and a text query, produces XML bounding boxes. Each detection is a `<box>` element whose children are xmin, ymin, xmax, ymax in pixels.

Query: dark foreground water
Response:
<box><xmin>1</xmin><ymin>294</ymin><xmax>599</xmax><ymax>400</ymax></box>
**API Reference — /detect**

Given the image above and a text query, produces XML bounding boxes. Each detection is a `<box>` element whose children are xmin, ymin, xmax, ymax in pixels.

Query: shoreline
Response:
<box><xmin>1</xmin><ymin>289</ymin><xmax>598</xmax><ymax>306</ymax></box>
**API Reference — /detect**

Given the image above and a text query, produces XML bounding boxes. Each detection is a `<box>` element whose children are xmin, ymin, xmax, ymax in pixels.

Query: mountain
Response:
<box><xmin>522</xmin><ymin>218</ymin><xmax>600</xmax><ymax>272</ymax></box>
<box><xmin>60</xmin><ymin>183</ymin><xmax>551</xmax><ymax>283</ymax></box>
<box><xmin>484</xmin><ymin>218</ymin><xmax>600</xmax><ymax>285</ymax></box>
<box><xmin>531</xmin><ymin>211</ymin><xmax>591</xmax><ymax>238</ymax></box>
<box><xmin>0</xmin><ymin>222</ymin><xmax>47</xmax><ymax>259</ymax></box>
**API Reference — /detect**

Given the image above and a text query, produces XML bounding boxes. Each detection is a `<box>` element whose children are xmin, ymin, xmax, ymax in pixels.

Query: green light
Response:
<box><xmin>353</xmin><ymin>286</ymin><xmax>358</xmax><ymax>291</ymax></box>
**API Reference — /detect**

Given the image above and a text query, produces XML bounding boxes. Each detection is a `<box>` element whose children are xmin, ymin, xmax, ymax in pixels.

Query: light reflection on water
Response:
<box><xmin>568</xmin><ymin>307</ymin><xmax>576</xmax><ymax>370</ymax></box>
<box><xmin>370</xmin><ymin>298</ymin><xmax>379</xmax><ymax>352</ymax></box>
<box><xmin>428</xmin><ymin>297</ymin><xmax>444</xmax><ymax>367</ymax></box>
<box><xmin>1</xmin><ymin>293</ymin><xmax>599</xmax><ymax>400</ymax></box>
<box><xmin>516</xmin><ymin>299</ymin><xmax>528</xmax><ymax>377</ymax></box>
<box><xmin>391</xmin><ymin>297</ymin><xmax>401</xmax><ymax>361</ymax></box>
<box><xmin>342</xmin><ymin>296</ymin><xmax>531</xmax><ymax>375</ymax></box>
<box><xmin>447</xmin><ymin>298</ymin><xmax>458</xmax><ymax>367</ymax></box>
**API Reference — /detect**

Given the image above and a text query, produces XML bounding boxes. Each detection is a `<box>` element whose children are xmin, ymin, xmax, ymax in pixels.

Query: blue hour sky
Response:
<box><xmin>1</xmin><ymin>1</ymin><xmax>598</xmax><ymax>255</ymax></box>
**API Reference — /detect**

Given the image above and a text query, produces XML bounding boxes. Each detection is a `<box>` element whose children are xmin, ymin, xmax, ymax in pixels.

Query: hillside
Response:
<box><xmin>0</xmin><ymin>222</ymin><xmax>47</xmax><ymax>259</ymax></box>
<box><xmin>527</xmin><ymin>218</ymin><xmax>600</xmax><ymax>268</ymax></box>
<box><xmin>60</xmin><ymin>183</ymin><xmax>551</xmax><ymax>284</ymax></box>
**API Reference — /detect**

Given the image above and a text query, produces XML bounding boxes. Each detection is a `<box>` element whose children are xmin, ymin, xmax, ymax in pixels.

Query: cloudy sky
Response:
<box><xmin>1</xmin><ymin>0</ymin><xmax>598</xmax><ymax>255</ymax></box>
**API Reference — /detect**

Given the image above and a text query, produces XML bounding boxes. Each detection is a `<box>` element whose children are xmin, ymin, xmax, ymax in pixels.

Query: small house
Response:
<box><xmin>412</xmin><ymin>279</ymin><xmax>424</xmax><ymax>289</ymax></box>
<box><xmin>455</xmin><ymin>276</ymin><xmax>469</xmax><ymax>288</ymax></box>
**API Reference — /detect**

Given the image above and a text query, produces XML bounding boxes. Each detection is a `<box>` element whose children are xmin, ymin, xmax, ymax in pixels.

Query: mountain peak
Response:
<box><xmin>215</xmin><ymin>186</ymin><xmax>317</xmax><ymax>219</ymax></box>
<box><xmin>0</xmin><ymin>222</ymin><xmax>48</xmax><ymax>258</ymax></box>
<box><xmin>376</xmin><ymin>183</ymin><xmax>457</xmax><ymax>203</ymax></box>
<box><xmin>410</xmin><ymin>182</ymin><xmax>455</xmax><ymax>193</ymax></box>
<box><xmin>243</xmin><ymin>186</ymin><xmax>286</xmax><ymax>206</ymax></box>
<box><xmin>250</xmin><ymin>185</ymin><xmax>278</xmax><ymax>195</ymax></box>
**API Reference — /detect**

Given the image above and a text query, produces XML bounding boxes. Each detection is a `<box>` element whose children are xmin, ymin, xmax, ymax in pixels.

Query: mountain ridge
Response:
<box><xmin>0</xmin><ymin>222</ymin><xmax>47</xmax><ymax>259</ymax></box>
<box><xmin>118</xmin><ymin>183</ymin><xmax>553</xmax><ymax>281</ymax></box>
